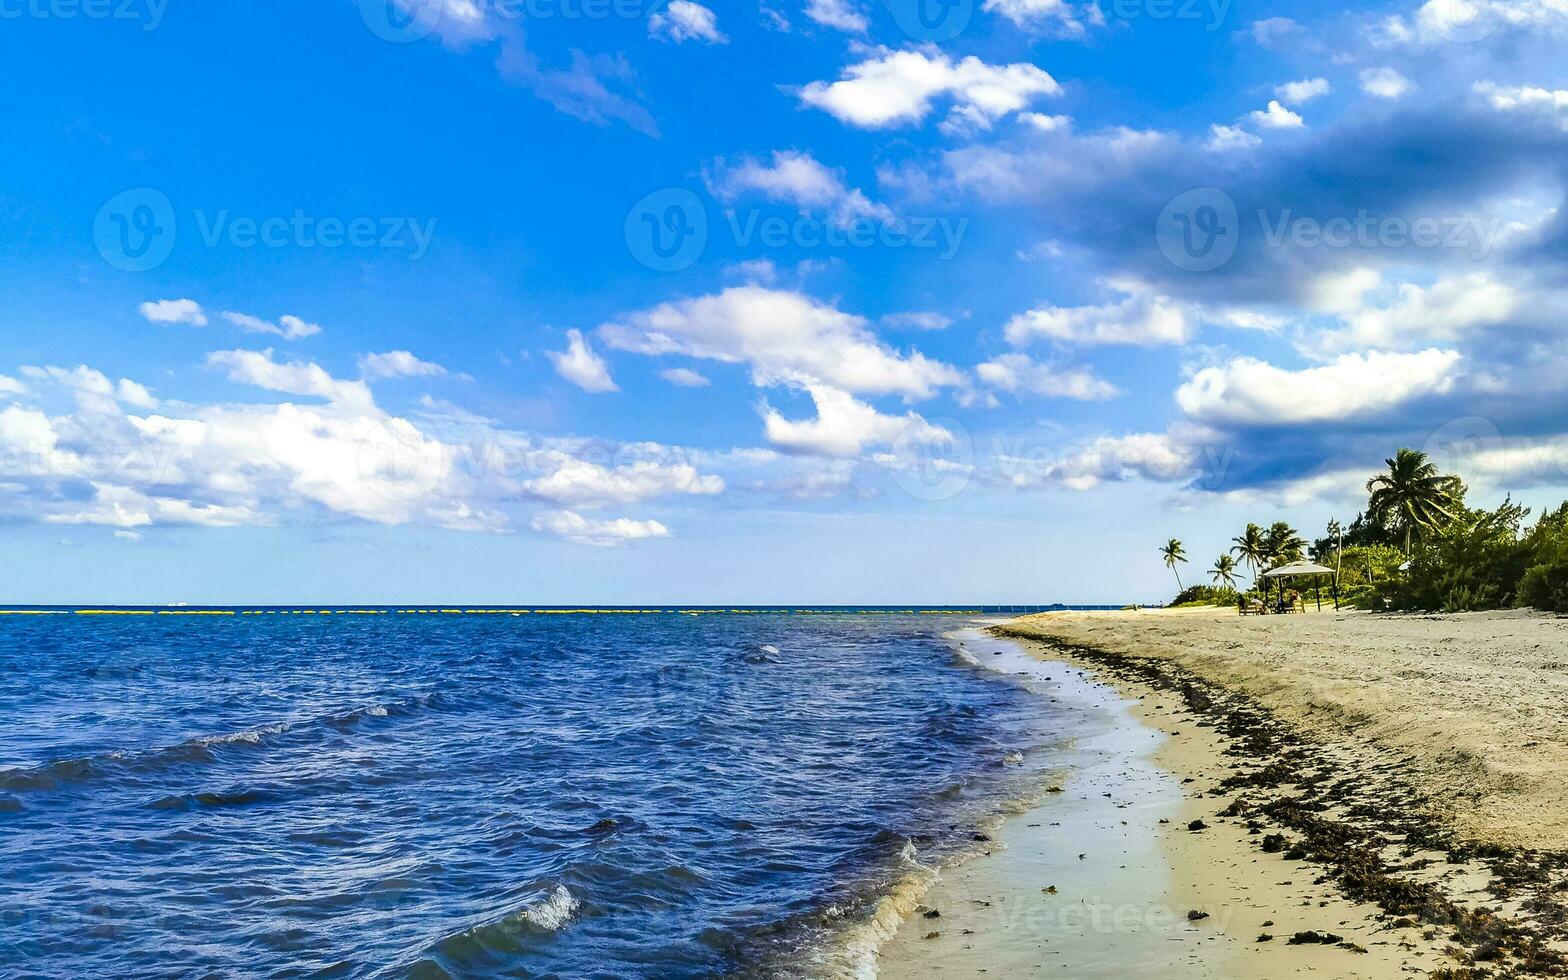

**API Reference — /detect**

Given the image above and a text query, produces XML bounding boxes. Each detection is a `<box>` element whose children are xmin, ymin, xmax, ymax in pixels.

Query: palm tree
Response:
<box><xmin>1231</xmin><ymin>523</ymin><xmax>1267</xmax><ymax>584</ymax></box>
<box><xmin>1326</xmin><ymin>518</ymin><xmax>1343</xmax><ymax>585</ymax></box>
<box><xmin>1366</xmin><ymin>448</ymin><xmax>1462</xmax><ymax>554</ymax></box>
<box><xmin>1264</xmin><ymin>522</ymin><xmax>1306</xmax><ymax>567</ymax></box>
<box><xmin>1160</xmin><ymin>539</ymin><xmax>1188</xmax><ymax>591</ymax></box>
<box><xmin>1211</xmin><ymin>554</ymin><xmax>1238</xmax><ymax>590</ymax></box>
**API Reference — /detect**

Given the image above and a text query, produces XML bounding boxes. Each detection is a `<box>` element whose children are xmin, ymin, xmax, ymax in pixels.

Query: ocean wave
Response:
<box><xmin>0</xmin><ymin>691</ymin><xmax>450</xmax><ymax>795</ymax></box>
<box><xmin>423</xmin><ymin>885</ymin><xmax>581</xmax><ymax>967</ymax></box>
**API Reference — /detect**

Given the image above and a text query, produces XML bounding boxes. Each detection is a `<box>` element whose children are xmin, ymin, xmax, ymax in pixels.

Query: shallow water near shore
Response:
<box><xmin>0</xmin><ymin>609</ymin><xmax>1112</xmax><ymax>977</ymax></box>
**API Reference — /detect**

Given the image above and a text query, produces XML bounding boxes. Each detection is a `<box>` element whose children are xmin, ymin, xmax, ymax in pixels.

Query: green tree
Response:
<box><xmin>1161</xmin><ymin>538</ymin><xmax>1188</xmax><ymax>591</ymax></box>
<box><xmin>1264</xmin><ymin>522</ymin><xmax>1306</xmax><ymax>568</ymax></box>
<box><xmin>1366</xmin><ymin>448</ymin><xmax>1463</xmax><ymax>555</ymax></box>
<box><xmin>1211</xmin><ymin>554</ymin><xmax>1239</xmax><ymax>589</ymax></box>
<box><xmin>1231</xmin><ymin>523</ymin><xmax>1267</xmax><ymax>584</ymax></box>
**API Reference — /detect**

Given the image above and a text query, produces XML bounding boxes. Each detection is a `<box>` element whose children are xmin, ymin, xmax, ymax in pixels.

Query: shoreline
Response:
<box><xmin>877</xmin><ymin>610</ymin><xmax>1568</xmax><ymax>978</ymax></box>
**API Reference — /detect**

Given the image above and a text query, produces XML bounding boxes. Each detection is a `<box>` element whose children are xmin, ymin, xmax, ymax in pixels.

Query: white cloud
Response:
<box><xmin>1020</xmin><ymin>112</ymin><xmax>1071</xmax><ymax>132</ymax></box>
<box><xmin>982</xmin><ymin>0</ymin><xmax>1101</xmax><ymax>33</ymax></box>
<box><xmin>706</xmin><ymin>150</ymin><xmax>893</xmax><ymax>226</ymax></box>
<box><xmin>360</xmin><ymin>350</ymin><xmax>448</xmax><ymax>381</ymax></box>
<box><xmin>599</xmin><ymin>286</ymin><xmax>964</xmax><ymax>399</ymax></box>
<box><xmin>531</xmin><ymin>509</ymin><xmax>671</xmax><ymax>546</ymax></box>
<box><xmin>1306</xmin><ymin>267</ymin><xmax>1383</xmax><ymax>314</ymax></box>
<box><xmin>521</xmin><ymin>455</ymin><xmax>723</xmax><ymax>507</ymax></box>
<box><xmin>0</xmin><ymin>354</ymin><xmax>728</xmax><ymax>537</ymax></box>
<box><xmin>1249</xmin><ymin>100</ymin><xmax>1305</xmax><ymax>129</ymax></box>
<box><xmin>1007</xmin><ymin>432</ymin><xmax>1199</xmax><ymax>492</ymax></box>
<box><xmin>114</xmin><ymin>530</ymin><xmax>142</xmax><ymax>542</ymax></box>
<box><xmin>116</xmin><ymin>379</ymin><xmax>159</xmax><ymax>409</ymax></box>
<box><xmin>804</xmin><ymin>0</ymin><xmax>866</xmax><ymax>32</ymax></box>
<box><xmin>1275</xmin><ymin>77</ymin><xmax>1331</xmax><ymax>104</ymax></box>
<box><xmin>1475</xmin><ymin>81</ymin><xmax>1568</xmax><ymax>127</ymax></box>
<box><xmin>1176</xmin><ymin>349</ymin><xmax>1462</xmax><ymax>425</ymax></box>
<box><xmin>1205</xmin><ymin>124</ymin><xmax>1261</xmax><ymax>152</ymax></box>
<box><xmin>0</xmin><ymin>375</ymin><xmax>24</xmax><ymax>396</ymax></box>
<box><xmin>207</xmin><ymin>349</ymin><xmax>374</xmax><ymax>411</ymax></box>
<box><xmin>1322</xmin><ymin>274</ymin><xmax>1518</xmax><ymax>349</ymax></box>
<box><xmin>222</xmin><ymin>311</ymin><xmax>323</xmax><ymax>340</ymax></box>
<box><xmin>546</xmin><ymin>329</ymin><xmax>619</xmax><ymax>393</ymax></box>
<box><xmin>761</xmin><ymin>382</ymin><xmax>951</xmax><ymax>457</ymax></box>
<box><xmin>1385</xmin><ymin>0</ymin><xmax>1568</xmax><ymax>45</ymax></box>
<box><xmin>1004</xmin><ymin>281</ymin><xmax>1192</xmax><ymax>347</ymax></box>
<box><xmin>139</xmin><ymin>298</ymin><xmax>207</xmax><ymax>327</ymax></box>
<box><xmin>648</xmin><ymin>0</ymin><xmax>727</xmax><ymax>43</ymax></box>
<box><xmin>1250</xmin><ymin>16</ymin><xmax>1298</xmax><ymax>46</ymax></box>
<box><xmin>798</xmin><ymin>48</ymin><xmax>1061</xmax><ymax>132</ymax></box>
<box><xmin>45</xmin><ymin>484</ymin><xmax>258</xmax><ymax>529</ymax></box>
<box><xmin>660</xmin><ymin>367</ymin><xmax>711</xmax><ymax>387</ymax></box>
<box><xmin>1361</xmin><ymin>67</ymin><xmax>1415</xmax><ymax>100</ymax></box>
<box><xmin>975</xmin><ymin>353</ymin><xmax>1120</xmax><ymax>400</ymax></box>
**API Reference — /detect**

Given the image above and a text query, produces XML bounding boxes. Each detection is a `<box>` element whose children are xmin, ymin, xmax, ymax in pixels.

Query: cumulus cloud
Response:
<box><xmin>975</xmin><ymin>353</ymin><xmax>1120</xmax><ymax>400</ymax></box>
<box><xmin>1475</xmin><ymin>81</ymin><xmax>1568</xmax><ymax>126</ymax></box>
<box><xmin>1175</xmin><ymin>349</ymin><xmax>1462</xmax><ymax>426</ymax></box>
<box><xmin>804</xmin><ymin>0</ymin><xmax>866</xmax><ymax>32</ymax></box>
<box><xmin>1206</xmin><ymin>124</ymin><xmax>1261</xmax><ymax>152</ymax></box>
<box><xmin>1320</xmin><ymin>274</ymin><xmax>1517</xmax><ymax>350</ymax></box>
<box><xmin>1361</xmin><ymin>67</ymin><xmax>1415</xmax><ymax>100</ymax></box>
<box><xmin>1249</xmin><ymin>100</ymin><xmax>1305</xmax><ymax>129</ymax></box>
<box><xmin>546</xmin><ymin>329</ymin><xmax>619</xmax><ymax>393</ymax></box>
<box><xmin>221</xmin><ymin>311</ymin><xmax>323</xmax><ymax>340</ymax></box>
<box><xmin>649</xmin><ymin>0</ymin><xmax>727</xmax><ymax>43</ymax></box>
<box><xmin>982</xmin><ymin>0</ymin><xmax>1101</xmax><ymax>33</ymax></box>
<box><xmin>139</xmin><ymin>298</ymin><xmax>207</xmax><ymax>327</ymax></box>
<box><xmin>598</xmin><ymin>286</ymin><xmax>963</xmax><ymax>399</ymax></box>
<box><xmin>1004</xmin><ymin>281</ymin><xmax>1192</xmax><ymax>347</ymax></box>
<box><xmin>1275</xmin><ymin>77</ymin><xmax>1331</xmax><ymax>104</ymax></box>
<box><xmin>531</xmin><ymin>509</ymin><xmax>671</xmax><ymax>546</ymax></box>
<box><xmin>1250</xmin><ymin>16</ymin><xmax>1299</xmax><ymax>46</ymax></box>
<box><xmin>706</xmin><ymin>150</ymin><xmax>893</xmax><ymax>226</ymax></box>
<box><xmin>798</xmin><ymin>48</ymin><xmax>1061</xmax><ymax>132</ymax></box>
<box><xmin>760</xmin><ymin>382</ymin><xmax>951</xmax><ymax>457</ymax></box>
<box><xmin>359</xmin><ymin>350</ymin><xmax>449</xmax><ymax>381</ymax></box>
<box><xmin>207</xmin><ymin>348</ymin><xmax>374</xmax><ymax>411</ymax></box>
<box><xmin>0</xmin><ymin>352</ymin><xmax>728</xmax><ymax>536</ymax></box>
<box><xmin>521</xmin><ymin>454</ymin><xmax>723</xmax><ymax>507</ymax></box>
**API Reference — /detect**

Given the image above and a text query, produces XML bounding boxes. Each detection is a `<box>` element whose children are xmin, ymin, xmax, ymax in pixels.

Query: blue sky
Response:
<box><xmin>2</xmin><ymin>0</ymin><xmax>1567</xmax><ymax>603</ymax></box>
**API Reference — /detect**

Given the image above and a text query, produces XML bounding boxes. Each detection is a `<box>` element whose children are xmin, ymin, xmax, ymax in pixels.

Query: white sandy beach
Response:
<box><xmin>878</xmin><ymin>609</ymin><xmax>1568</xmax><ymax>978</ymax></box>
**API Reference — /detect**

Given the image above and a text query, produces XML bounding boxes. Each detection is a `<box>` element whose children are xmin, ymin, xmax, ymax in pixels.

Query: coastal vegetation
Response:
<box><xmin>1166</xmin><ymin>448</ymin><xmax>1568</xmax><ymax>613</ymax></box>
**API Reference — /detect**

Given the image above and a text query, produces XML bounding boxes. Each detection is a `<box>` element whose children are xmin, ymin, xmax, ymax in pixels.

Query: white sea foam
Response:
<box><xmin>760</xmin><ymin>644</ymin><xmax>781</xmax><ymax>655</ymax></box>
<box><xmin>520</xmin><ymin>885</ymin><xmax>580</xmax><ymax>932</ymax></box>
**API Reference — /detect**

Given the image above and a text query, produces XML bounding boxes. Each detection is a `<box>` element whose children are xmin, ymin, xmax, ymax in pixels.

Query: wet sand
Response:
<box><xmin>877</xmin><ymin>629</ymin><xmax>1447</xmax><ymax>978</ymax></box>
